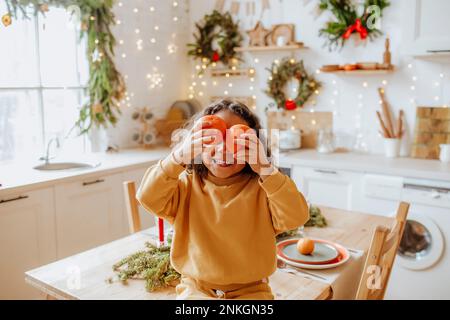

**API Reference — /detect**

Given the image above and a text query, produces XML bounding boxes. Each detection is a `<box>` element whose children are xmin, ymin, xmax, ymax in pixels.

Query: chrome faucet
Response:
<box><xmin>40</xmin><ymin>138</ymin><xmax>60</xmax><ymax>164</ymax></box>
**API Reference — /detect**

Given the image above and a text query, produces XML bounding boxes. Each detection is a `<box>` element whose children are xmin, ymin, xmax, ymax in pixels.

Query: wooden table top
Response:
<box><xmin>25</xmin><ymin>207</ymin><xmax>393</xmax><ymax>300</ymax></box>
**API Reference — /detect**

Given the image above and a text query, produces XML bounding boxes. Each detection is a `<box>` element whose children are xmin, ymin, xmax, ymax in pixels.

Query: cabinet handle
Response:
<box><xmin>82</xmin><ymin>179</ymin><xmax>105</xmax><ymax>186</ymax></box>
<box><xmin>314</xmin><ymin>169</ymin><xmax>338</xmax><ymax>175</ymax></box>
<box><xmin>426</xmin><ymin>49</ymin><xmax>450</xmax><ymax>53</ymax></box>
<box><xmin>0</xmin><ymin>195</ymin><xmax>29</xmax><ymax>204</ymax></box>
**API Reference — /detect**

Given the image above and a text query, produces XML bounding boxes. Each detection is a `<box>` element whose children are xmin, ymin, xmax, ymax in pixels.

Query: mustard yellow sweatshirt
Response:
<box><xmin>137</xmin><ymin>156</ymin><xmax>309</xmax><ymax>285</ymax></box>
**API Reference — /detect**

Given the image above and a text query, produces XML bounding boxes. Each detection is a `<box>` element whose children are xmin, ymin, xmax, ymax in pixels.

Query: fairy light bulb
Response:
<box><xmin>362</xmin><ymin>81</ymin><xmax>368</xmax><ymax>88</ymax></box>
<box><xmin>135</xmin><ymin>29</ymin><xmax>140</xmax><ymax>34</ymax></box>
<box><xmin>150</xmin><ymin>6</ymin><xmax>155</xmax><ymax>12</ymax></box>
<box><xmin>151</xmin><ymin>38</ymin><xmax>156</xmax><ymax>44</ymax></box>
<box><xmin>224</xmin><ymin>90</ymin><xmax>229</xmax><ymax>95</ymax></box>
<box><xmin>155</xmin><ymin>56</ymin><xmax>160</xmax><ymax>61</ymax></box>
<box><xmin>133</xmin><ymin>8</ymin><xmax>138</xmax><ymax>13</ymax></box>
<box><xmin>254</xmin><ymin>58</ymin><xmax>259</xmax><ymax>64</ymax></box>
<box><xmin>121</xmin><ymin>53</ymin><xmax>126</xmax><ymax>58</ymax></box>
<box><xmin>119</xmin><ymin>40</ymin><xmax>124</xmax><ymax>45</ymax></box>
<box><xmin>154</xmin><ymin>25</ymin><xmax>159</xmax><ymax>31</ymax></box>
<box><xmin>116</xmin><ymin>20</ymin><xmax>121</xmax><ymax>25</ymax></box>
<box><xmin>173</xmin><ymin>1</ymin><xmax>179</xmax><ymax>7</ymax></box>
<box><xmin>228</xmin><ymin>83</ymin><xmax>233</xmax><ymax>87</ymax></box>
<box><xmin>173</xmin><ymin>17</ymin><xmax>178</xmax><ymax>22</ymax></box>
<box><xmin>118</xmin><ymin>2</ymin><xmax>123</xmax><ymax>7</ymax></box>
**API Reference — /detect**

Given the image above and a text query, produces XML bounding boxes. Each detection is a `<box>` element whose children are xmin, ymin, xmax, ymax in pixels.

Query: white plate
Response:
<box><xmin>277</xmin><ymin>241</ymin><xmax>350</xmax><ymax>270</ymax></box>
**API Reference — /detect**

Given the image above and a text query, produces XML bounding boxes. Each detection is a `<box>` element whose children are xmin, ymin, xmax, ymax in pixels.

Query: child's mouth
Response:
<box><xmin>212</xmin><ymin>159</ymin><xmax>233</xmax><ymax>167</ymax></box>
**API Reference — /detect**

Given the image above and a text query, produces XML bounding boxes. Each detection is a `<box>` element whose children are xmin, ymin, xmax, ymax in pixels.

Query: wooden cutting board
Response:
<box><xmin>411</xmin><ymin>106</ymin><xmax>450</xmax><ymax>159</ymax></box>
<box><xmin>267</xmin><ymin>110</ymin><xmax>333</xmax><ymax>148</ymax></box>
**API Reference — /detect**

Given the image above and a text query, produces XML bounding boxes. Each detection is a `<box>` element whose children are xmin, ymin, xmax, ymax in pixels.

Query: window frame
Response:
<box><xmin>0</xmin><ymin>12</ymin><xmax>87</xmax><ymax>155</ymax></box>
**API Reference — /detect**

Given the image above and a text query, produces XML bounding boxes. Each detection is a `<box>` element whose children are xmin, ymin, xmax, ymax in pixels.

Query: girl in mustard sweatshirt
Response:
<box><xmin>137</xmin><ymin>99</ymin><xmax>309</xmax><ymax>300</ymax></box>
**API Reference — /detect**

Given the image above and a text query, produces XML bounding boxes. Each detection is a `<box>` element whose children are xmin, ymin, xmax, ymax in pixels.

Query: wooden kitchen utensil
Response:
<box><xmin>376</xmin><ymin>88</ymin><xmax>404</xmax><ymax>139</ymax></box>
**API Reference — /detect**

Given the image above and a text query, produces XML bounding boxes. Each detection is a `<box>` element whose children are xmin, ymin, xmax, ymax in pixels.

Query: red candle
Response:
<box><xmin>158</xmin><ymin>218</ymin><xmax>164</xmax><ymax>245</ymax></box>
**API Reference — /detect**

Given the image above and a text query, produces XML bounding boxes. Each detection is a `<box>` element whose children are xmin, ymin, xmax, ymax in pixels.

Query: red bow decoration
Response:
<box><xmin>212</xmin><ymin>51</ymin><xmax>220</xmax><ymax>62</ymax></box>
<box><xmin>342</xmin><ymin>18</ymin><xmax>368</xmax><ymax>40</ymax></box>
<box><xmin>285</xmin><ymin>100</ymin><xmax>297</xmax><ymax>110</ymax></box>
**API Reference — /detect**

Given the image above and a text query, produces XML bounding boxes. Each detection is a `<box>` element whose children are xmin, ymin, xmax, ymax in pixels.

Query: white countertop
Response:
<box><xmin>0</xmin><ymin>147</ymin><xmax>171</xmax><ymax>194</ymax></box>
<box><xmin>278</xmin><ymin>149</ymin><xmax>450</xmax><ymax>182</ymax></box>
<box><xmin>2</xmin><ymin>147</ymin><xmax>449</xmax><ymax>194</ymax></box>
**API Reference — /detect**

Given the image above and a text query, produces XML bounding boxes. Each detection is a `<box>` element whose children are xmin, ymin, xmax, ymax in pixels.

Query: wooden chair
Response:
<box><xmin>123</xmin><ymin>181</ymin><xmax>142</xmax><ymax>234</ymax></box>
<box><xmin>355</xmin><ymin>201</ymin><xmax>410</xmax><ymax>300</ymax></box>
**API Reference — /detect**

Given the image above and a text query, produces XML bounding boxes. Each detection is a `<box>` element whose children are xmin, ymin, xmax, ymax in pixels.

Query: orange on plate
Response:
<box><xmin>297</xmin><ymin>238</ymin><xmax>315</xmax><ymax>255</ymax></box>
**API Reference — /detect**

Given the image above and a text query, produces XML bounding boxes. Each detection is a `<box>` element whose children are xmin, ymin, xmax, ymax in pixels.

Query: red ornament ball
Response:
<box><xmin>285</xmin><ymin>100</ymin><xmax>297</xmax><ymax>110</ymax></box>
<box><xmin>212</xmin><ymin>51</ymin><xmax>220</xmax><ymax>62</ymax></box>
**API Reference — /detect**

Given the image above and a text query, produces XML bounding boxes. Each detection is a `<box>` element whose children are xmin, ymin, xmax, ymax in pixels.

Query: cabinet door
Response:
<box><xmin>291</xmin><ymin>166</ymin><xmax>362</xmax><ymax>210</ymax></box>
<box><xmin>122</xmin><ymin>166</ymin><xmax>156</xmax><ymax>230</ymax></box>
<box><xmin>54</xmin><ymin>173</ymin><xmax>126</xmax><ymax>259</ymax></box>
<box><xmin>0</xmin><ymin>188</ymin><xmax>56</xmax><ymax>299</ymax></box>
<box><xmin>403</xmin><ymin>0</ymin><xmax>450</xmax><ymax>55</ymax></box>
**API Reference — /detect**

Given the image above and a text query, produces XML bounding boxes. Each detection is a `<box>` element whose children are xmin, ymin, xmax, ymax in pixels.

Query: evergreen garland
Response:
<box><xmin>187</xmin><ymin>10</ymin><xmax>242</xmax><ymax>69</ymax></box>
<box><xmin>3</xmin><ymin>0</ymin><xmax>126</xmax><ymax>134</ymax></box>
<box><xmin>112</xmin><ymin>242</ymin><xmax>181</xmax><ymax>292</ymax></box>
<box><xmin>318</xmin><ymin>0</ymin><xmax>390</xmax><ymax>50</ymax></box>
<box><xmin>265</xmin><ymin>57</ymin><xmax>320</xmax><ymax>109</ymax></box>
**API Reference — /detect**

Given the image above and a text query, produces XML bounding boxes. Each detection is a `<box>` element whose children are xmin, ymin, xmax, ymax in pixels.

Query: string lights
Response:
<box><xmin>114</xmin><ymin>1</ymin><xmax>185</xmax><ymax>107</ymax></box>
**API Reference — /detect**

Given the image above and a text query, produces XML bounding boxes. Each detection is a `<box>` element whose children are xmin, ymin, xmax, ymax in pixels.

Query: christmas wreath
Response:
<box><xmin>318</xmin><ymin>0</ymin><xmax>390</xmax><ymax>50</ymax></box>
<box><xmin>265</xmin><ymin>58</ymin><xmax>320</xmax><ymax>110</ymax></box>
<box><xmin>187</xmin><ymin>10</ymin><xmax>242</xmax><ymax>69</ymax></box>
<box><xmin>3</xmin><ymin>0</ymin><xmax>126</xmax><ymax>134</ymax></box>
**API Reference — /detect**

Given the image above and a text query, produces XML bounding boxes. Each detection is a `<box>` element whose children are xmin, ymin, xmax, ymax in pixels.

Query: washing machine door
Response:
<box><xmin>396</xmin><ymin>211</ymin><xmax>444</xmax><ymax>270</ymax></box>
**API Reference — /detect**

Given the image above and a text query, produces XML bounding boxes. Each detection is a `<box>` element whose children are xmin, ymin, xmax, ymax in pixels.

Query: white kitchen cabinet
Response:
<box><xmin>402</xmin><ymin>0</ymin><xmax>450</xmax><ymax>58</ymax></box>
<box><xmin>0</xmin><ymin>188</ymin><xmax>56</xmax><ymax>299</ymax></box>
<box><xmin>291</xmin><ymin>166</ymin><xmax>362</xmax><ymax>211</ymax></box>
<box><xmin>122</xmin><ymin>166</ymin><xmax>156</xmax><ymax>230</ymax></box>
<box><xmin>54</xmin><ymin>173</ymin><xmax>127</xmax><ymax>259</ymax></box>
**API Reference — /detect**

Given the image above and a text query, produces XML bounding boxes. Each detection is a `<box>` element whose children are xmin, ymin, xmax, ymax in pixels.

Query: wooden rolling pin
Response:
<box><xmin>378</xmin><ymin>87</ymin><xmax>395</xmax><ymax>138</ymax></box>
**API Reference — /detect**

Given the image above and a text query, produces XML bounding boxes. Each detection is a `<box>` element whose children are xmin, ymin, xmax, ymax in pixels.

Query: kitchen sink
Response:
<box><xmin>33</xmin><ymin>162</ymin><xmax>100</xmax><ymax>171</ymax></box>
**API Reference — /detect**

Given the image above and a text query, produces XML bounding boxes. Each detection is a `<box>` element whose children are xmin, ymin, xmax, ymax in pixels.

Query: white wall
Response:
<box><xmin>187</xmin><ymin>0</ymin><xmax>450</xmax><ymax>155</ymax></box>
<box><xmin>107</xmin><ymin>0</ymin><xmax>190</xmax><ymax>148</ymax></box>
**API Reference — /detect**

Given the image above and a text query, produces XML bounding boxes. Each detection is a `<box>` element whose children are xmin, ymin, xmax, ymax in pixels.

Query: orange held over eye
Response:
<box><xmin>201</xmin><ymin>115</ymin><xmax>227</xmax><ymax>144</ymax></box>
<box><xmin>297</xmin><ymin>238</ymin><xmax>315</xmax><ymax>255</ymax></box>
<box><xmin>226</xmin><ymin>124</ymin><xmax>252</xmax><ymax>154</ymax></box>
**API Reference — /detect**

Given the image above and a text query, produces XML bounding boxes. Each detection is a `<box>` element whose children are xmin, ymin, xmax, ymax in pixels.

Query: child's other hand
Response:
<box><xmin>172</xmin><ymin>118</ymin><xmax>223</xmax><ymax>165</ymax></box>
<box><xmin>234</xmin><ymin>132</ymin><xmax>275</xmax><ymax>178</ymax></box>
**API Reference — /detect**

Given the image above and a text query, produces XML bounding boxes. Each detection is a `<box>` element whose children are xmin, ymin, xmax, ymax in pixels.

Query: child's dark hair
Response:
<box><xmin>181</xmin><ymin>99</ymin><xmax>270</xmax><ymax>179</ymax></box>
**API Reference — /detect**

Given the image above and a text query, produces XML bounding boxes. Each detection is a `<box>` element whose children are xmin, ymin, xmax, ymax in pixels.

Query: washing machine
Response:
<box><xmin>362</xmin><ymin>175</ymin><xmax>450</xmax><ymax>299</ymax></box>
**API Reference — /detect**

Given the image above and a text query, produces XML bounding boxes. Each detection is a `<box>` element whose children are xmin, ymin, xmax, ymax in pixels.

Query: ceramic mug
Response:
<box><xmin>439</xmin><ymin>144</ymin><xmax>450</xmax><ymax>163</ymax></box>
<box><xmin>384</xmin><ymin>138</ymin><xmax>400</xmax><ymax>158</ymax></box>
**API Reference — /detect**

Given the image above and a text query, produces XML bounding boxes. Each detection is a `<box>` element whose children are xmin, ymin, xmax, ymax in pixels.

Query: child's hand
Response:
<box><xmin>172</xmin><ymin>118</ymin><xmax>222</xmax><ymax>165</ymax></box>
<box><xmin>234</xmin><ymin>132</ymin><xmax>276</xmax><ymax>178</ymax></box>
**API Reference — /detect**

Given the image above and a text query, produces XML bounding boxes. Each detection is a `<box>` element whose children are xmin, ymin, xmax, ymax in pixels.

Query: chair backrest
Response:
<box><xmin>123</xmin><ymin>181</ymin><xmax>142</xmax><ymax>234</ymax></box>
<box><xmin>355</xmin><ymin>201</ymin><xmax>410</xmax><ymax>300</ymax></box>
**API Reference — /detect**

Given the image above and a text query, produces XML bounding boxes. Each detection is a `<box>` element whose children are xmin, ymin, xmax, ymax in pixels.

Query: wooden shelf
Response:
<box><xmin>210</xmin><ymin>68</ymin><xmax>256</xmax><ymax>78</ymax></box>
<box><xmin>234</xmin><ymin>44</ymin><xmax>308</xmax><ymax>52</ymax></box>
<box><xmin>320</xmin><ymin>68</ymin><xmax>395</xmax><ymax>75</ymax></box>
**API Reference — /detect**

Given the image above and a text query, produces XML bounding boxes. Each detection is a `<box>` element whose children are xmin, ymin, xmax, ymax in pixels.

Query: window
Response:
<box><xmin>0</xmin><ymin>5</ymin><xmax>89</xmax><ymax>162</ymax></box>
